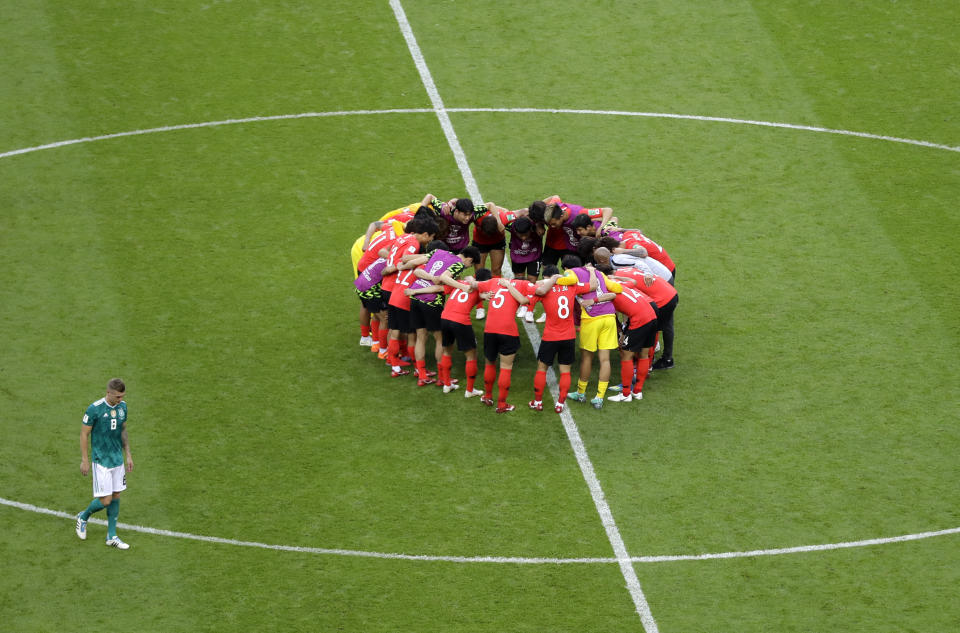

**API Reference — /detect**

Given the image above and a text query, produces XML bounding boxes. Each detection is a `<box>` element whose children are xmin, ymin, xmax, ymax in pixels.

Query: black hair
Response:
<box><xmin>561</xmin><ymin>254</ymin><xmax>582</xmax><ymax>270</ymax></box>
<box><xmin>474</xmin><ymin>267</ymin><xmax>493</xmax><ymax>282</ymax></box>
<box><xmin>528</xmin><ymin>200</ymin><xmax>546</xmax><ymax>223</ymax></box>
<box><xmin>512</xmin><ymin>216</ymin><xmax>532</xmax><ymax>235</ymax></box>
<box><xmin>418</xmin><ymin>217</ymin><xmax>440</xmax><ymax>237</ymax></box>
<box><xmin>403</xmin><ymin>218</ymin><xmax>423</xmax><ymax>234</ymax></box>
<box><xmin>479</xmin><ymin>214</ymin><xmax>499</xmax><ymax>236</ymax></box>
<box><xmin>571</xmin><ymin>214</ymin><xmax>593</xmax><ymax>230</ymax></box>
<box><xmin>460</xmin><ymin>245</ymin><xmax>481</xmax><ymax>265</ymax></box>
<box><xmin>598</xmin><ymin>236</ymin><xmax>620</xmax><ymax>250</ymax></box>
<box><xmin>454</xmin><ymin>198</ymin><xmax>475</xmax><ymax>214</ymax></box>
<box><xmin>542</xmin><ymin>264</ymin><xmax>560</xmax><ymax>277</ymax></box>
<box><xmin>434</xmin><ymin>216</ymin><xmax>450</xmax><ymax>241</ymax></box>
<box><xmin>426</xmin><ymin>240</ymin><xmax>449</xmax><ymax>253</ymax></box>
<box><xmin>577</xmin><ymin>237</ymin><xmax>598</xmax><ymax>263</ymax></box>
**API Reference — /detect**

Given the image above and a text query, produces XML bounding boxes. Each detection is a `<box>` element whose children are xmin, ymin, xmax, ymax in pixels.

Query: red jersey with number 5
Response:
<box><xmin>476</xmin><ymin>278</ymin><xmax>536</xmax><ymax>336</ymax></box>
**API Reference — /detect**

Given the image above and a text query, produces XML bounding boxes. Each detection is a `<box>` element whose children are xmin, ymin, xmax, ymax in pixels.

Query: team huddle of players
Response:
<box><xmin>350</xmin><ymin>194</ymin><xmax>679</xmax><ymax>413</ymax></box>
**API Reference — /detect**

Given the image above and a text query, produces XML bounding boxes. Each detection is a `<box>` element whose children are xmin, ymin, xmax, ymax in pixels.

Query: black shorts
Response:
<box><xmin>357</xmin><ymin>286</ymin><xmax>386</xmax><ymax>313</ymax></box>
<box><xmin>387</xmin><ymin>305</ymin><xmax>413</xmax><ymax>333</ymax></box>
<box><xmin>409</xmin><ymin>301</ymin><xmax>443</xmax><ymax>332</ymax></box>
<box><xmin>537</xmin><ymin>338</ymin><xmax>576</xmax><ymax>366</ymax></box>
<box><xmin>540</xmin><ymin>246</ymin><xmax>566</xmax><ymax>268</ymax></box>
<box><xmin>511</xmin><ymin>259</ymin><xmax>541</xmax><ymax>279</ymax></box>
<box><xmin>441</xmin><ymin>319</ymin><xmax>477</xmax><ymax>351</ymax></box>
<box><xmin>622</xmin><ymin>320</ymin><xmax>658</xmax><ymax>352</ymax></box>
<box><xmin>656</xmin><ymin>295</ymin><xmax>678</xmax><ymax>327</ymax></box>
<box><xmin>483</xmin><ymin>332</ymin><xmax>521</xmax><ymax>362</ymax></box>
<box><xmin>472</xmin><ymin>240</ymin><xmax>506</xmax><ymax>254</ymax></box>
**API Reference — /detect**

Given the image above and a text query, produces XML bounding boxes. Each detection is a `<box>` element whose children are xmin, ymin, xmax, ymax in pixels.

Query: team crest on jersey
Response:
<box><xmin>119</xmin><ymin>409</ymin><xmax>125</xmax><ymax>420</ymax></box>
<box><xmin>111</xmin><ymin>409</ymin><xmax>117</xmax><ymax>418</ymax></box>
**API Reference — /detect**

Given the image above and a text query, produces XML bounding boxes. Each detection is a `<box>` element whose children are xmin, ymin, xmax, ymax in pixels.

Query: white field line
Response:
<box><xmin>390</xmin><ymin>2</ymin><xmax>658</xmax><ymax>631</ymax></box>
<box><xmin>389</xmin><ymin>0</ymin><xmax>481</xmax><ymax>202</ymax></box>
<box><xmin>3</xmin><ymin>496</ymin><xmax>959</xmax><ymax>564</ymax></box>
<box><xmin>3</xmin><ymin>110</ymin><xmax>957</xmax><ymax>162</ymax></box>
<box><xmin>447</xmin><ymin>108</ymin><xmax>960</xmax><ymax>153</ymax></box>
<box><xmin>0</xmin><ymin>110</ymin><xmax>432</xmax><ymax>160</ymax></box>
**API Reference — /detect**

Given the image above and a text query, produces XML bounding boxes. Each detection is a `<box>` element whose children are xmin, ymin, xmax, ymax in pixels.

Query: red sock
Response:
<box><xmin>387</xmin><ymin>339</ymin><xmax>400</xmax><ymax>365</ymax></box>
<box><xmin>415</xmin><ymin>359</ymin><xmax>427</xmax><ymax>381</ymax></box>
<box><xmin>635</xmin><ymin>357</ymin><xmax>651</xmax><ymax>393</ymax></box>
<box><xmin>398</xmin><ymin>340</ymin><xmax>409</xmax><ymax>358</ymax></box>
<box><xmin>370</xmin><ymin>320</ymin><xmax>381</xmax><ymax>340</ymax></box>
<box><xmin>483</xmin><ymin>364</ymin><xmax>497</xmax><ymax>397</ymax></box>
<box><xmin>360</xmin><ymin>325</ymin><xmax>370</xmax><ymax>337</ymax></box>
<box><xmin>466</xmin><ymin>359</ymin><xmax>478</xmax><ymax>391</ymax></box>
<box><xmin>534</xmin><ymin>370</ymin><xmax>547</xmax><ymax>400</ymax></box>
<box><xmin>558</xmin><ymin>371</ymin><xmax>571</xmax><ymax>403</ymax></box>
<box><xmin>378</xmin><ymin>329</ymin><xmax>389</xmax><ymax>350</ymax></box>
<box><xmin>440</xmin><ymin>354</ymin><xmax>453</xmax><ymax>386</ymax></box>
<box><xmin>497</xmin><ymin>368</ymin><xmax>512</xmax><ymax>406</ymax></box>
<box><xmin>620</xmin><ymin>360</ymin><xmax>634</xmax><ymax>396</ymax></box>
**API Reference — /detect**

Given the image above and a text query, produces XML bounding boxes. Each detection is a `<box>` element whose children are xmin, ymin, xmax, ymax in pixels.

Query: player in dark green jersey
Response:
<box><xmin>75</xmin><ymin>378</ymin><xmax>134</xmax><ymax>550</ymax></box>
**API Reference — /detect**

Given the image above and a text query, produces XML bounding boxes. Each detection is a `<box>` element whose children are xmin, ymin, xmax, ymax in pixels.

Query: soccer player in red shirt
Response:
<box><xmin>528</xmin><ymin>265</ymin><xmax>593</xmax><ymax>413</ymax></box>
<box><xmin>382</xmin><ymin>216</ymin><xmax>439</xmax><ymax>376</ymax></box>
<box><xmin>607</xmin><ymin>284</ymin><xmax>659</xmax><ymax>402</ymax></box>
<box><xmin>404</xmin><ymin>244</ymin><xmax>480</xmax><ymax>386</ymax></box>
<box><xmin>610</xmin><ymin>266</ymin><xmax>679</xmax><ymax>369</ymax></box>
<box><xmin>474</xmin><ymin>276</ymin><xmax>537</xmax><ymax>412</ymax></box>
<box><xmin>438</xmin><ymin>268</ymin><xmax>493</xmax><ymax>395</ymax></box>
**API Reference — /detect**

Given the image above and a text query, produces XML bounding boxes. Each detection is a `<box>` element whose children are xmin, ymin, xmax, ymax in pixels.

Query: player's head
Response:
<box><xmin>411</xmin><ymin>217</ymin><xmax>439</xmax><ymax>244</ymax></box>
<box><xmin>426</xmin><ymin>240</ymin><xmax>449</xmax><ymax>254</ymax></box>
<box><xmin>479</xmin><ymin>214</ymin><xmax>499</xmax><ymax>237</ymax></box>
<box><xmin>414</xmin><ymin>205</ymin><xmax>439</xmax><ymax>220</ymax></box>
<box><xmin>545</xmin><ymin>202</ymin><xmax>566</xmax><ymax>228</ymax></box>
<box><xmin>598</xmin><ymin>236</ymin><xmax>620</xmax><ymax>251</ymax></box>
<box><xmin>593</xmin><ymin>246</ymin><xmax>612</xmax><ymax>268</ymax></box>
<box><xmin>454</xmin><ymin>198</ymin><xmax>475</xmax><ymax>215</ymax></box>
<box><xmin>527</xmin><ymin>200</ymin><xmax>546</xmax><ymax>224</ymax></box>
<box><xmin>434</xmin><ymin>216</ymin><xmax>450</xmax><ymax>241</ymax></box>
<box><xmin>542</xmin><ymin>264</ymin><xmax>561</xmax><ymax>278</ymax></box>
<box><xmin>512</xmin><ymin>215</ymin><xmax>532</xmax><ymax>238</ymax></box>
<box><xmin>474</xmin><ymin>267</ymin><xmax>493</xmax><ymax>282</ymax></box>
<box><xmin>451</xmin><ymin>199</ymin><xmax>474</xmax><ymax>224</ymax></box>
<box><xmin>577</xmin><ymin>236</ymin><xmax>598</xmax><ymax>263</ymax></box>
<box><xmin>571</xmin><ymin>214</ymin><xmax>595</xmax><ymax>237</ymax></box>
<box><xmin>460</xmin><ymin>245</ymin><xmax>481</xmax><ymax>268</ymax></box>
<box><xmin>560</xmin><ymin>254</ymin><xmax>582</xmax><ymax>271</ymax></box>
<box><xmin>106</xmin><ymin>378</ymin><xmax>126</xmax><ymax>405</ymax></box>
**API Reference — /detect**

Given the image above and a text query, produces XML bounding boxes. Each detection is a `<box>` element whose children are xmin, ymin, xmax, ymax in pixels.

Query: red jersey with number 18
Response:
<box><xmin>440</xmin><ymin>285</ymin><xmax>483</xmax><ymax>326</ymax></box>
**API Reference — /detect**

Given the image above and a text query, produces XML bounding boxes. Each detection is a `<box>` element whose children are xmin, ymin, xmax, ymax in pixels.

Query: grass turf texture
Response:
<box><xmin>1</xmin><ymin>1</ymin><xmax>958</xmax><ymax>632</ymax></box>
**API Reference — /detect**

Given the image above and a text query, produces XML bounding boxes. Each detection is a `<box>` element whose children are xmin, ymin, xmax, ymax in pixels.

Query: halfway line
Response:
<box><xmin>390</xmin><ymin>1</ymin><xmax>658</xmax><ymax>631</ymax></box>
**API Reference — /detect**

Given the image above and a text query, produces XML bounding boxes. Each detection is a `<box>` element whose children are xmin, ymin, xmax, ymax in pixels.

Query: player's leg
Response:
<box><xmin>496</xmin><ymin>350</ymin><xmax>517</xmax><ymax>412</ymax></box>
<box><xmin>610</xmin><ymin>349</ymin><xmax>635</xmax><ymax>402</ymax></box>
<box><xmin>481</xmin><ymin>333</ymin><xmax>498</xmax><ymax>404</ymax></box>
<box><xmin>488</xmin><ymin>248</ymin><xmax>505</xmax><ymax>278</ymax></box>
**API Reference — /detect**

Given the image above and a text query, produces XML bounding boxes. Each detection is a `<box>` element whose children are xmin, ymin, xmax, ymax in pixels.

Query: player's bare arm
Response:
<box><xmin>80</xmin><ymin>424</ymin><xmax>92</xmax><ymax>476</ymax></box>
<box><xmin>121</xmin><ymin>426</ymin><xmax>134</xmax><ymax>472</ymax></box>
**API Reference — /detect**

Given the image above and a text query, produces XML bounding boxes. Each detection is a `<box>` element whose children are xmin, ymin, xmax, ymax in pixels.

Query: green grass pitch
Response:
<box><xmin>1</xmin><ymin>1</ymin><xmax>958</xmax><ymax>631</ymax></box>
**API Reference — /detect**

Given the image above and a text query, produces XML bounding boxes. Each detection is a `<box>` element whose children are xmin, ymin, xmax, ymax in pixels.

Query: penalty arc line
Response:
<box><xmin>2</xmin><ymin>495</ymin><xmax>959</xmax><ymax>565</ymax></box>
<box><xmin>389</xmin><ymin>1</ymin><xmax>660</xmax><ymax>632</ymax></box>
